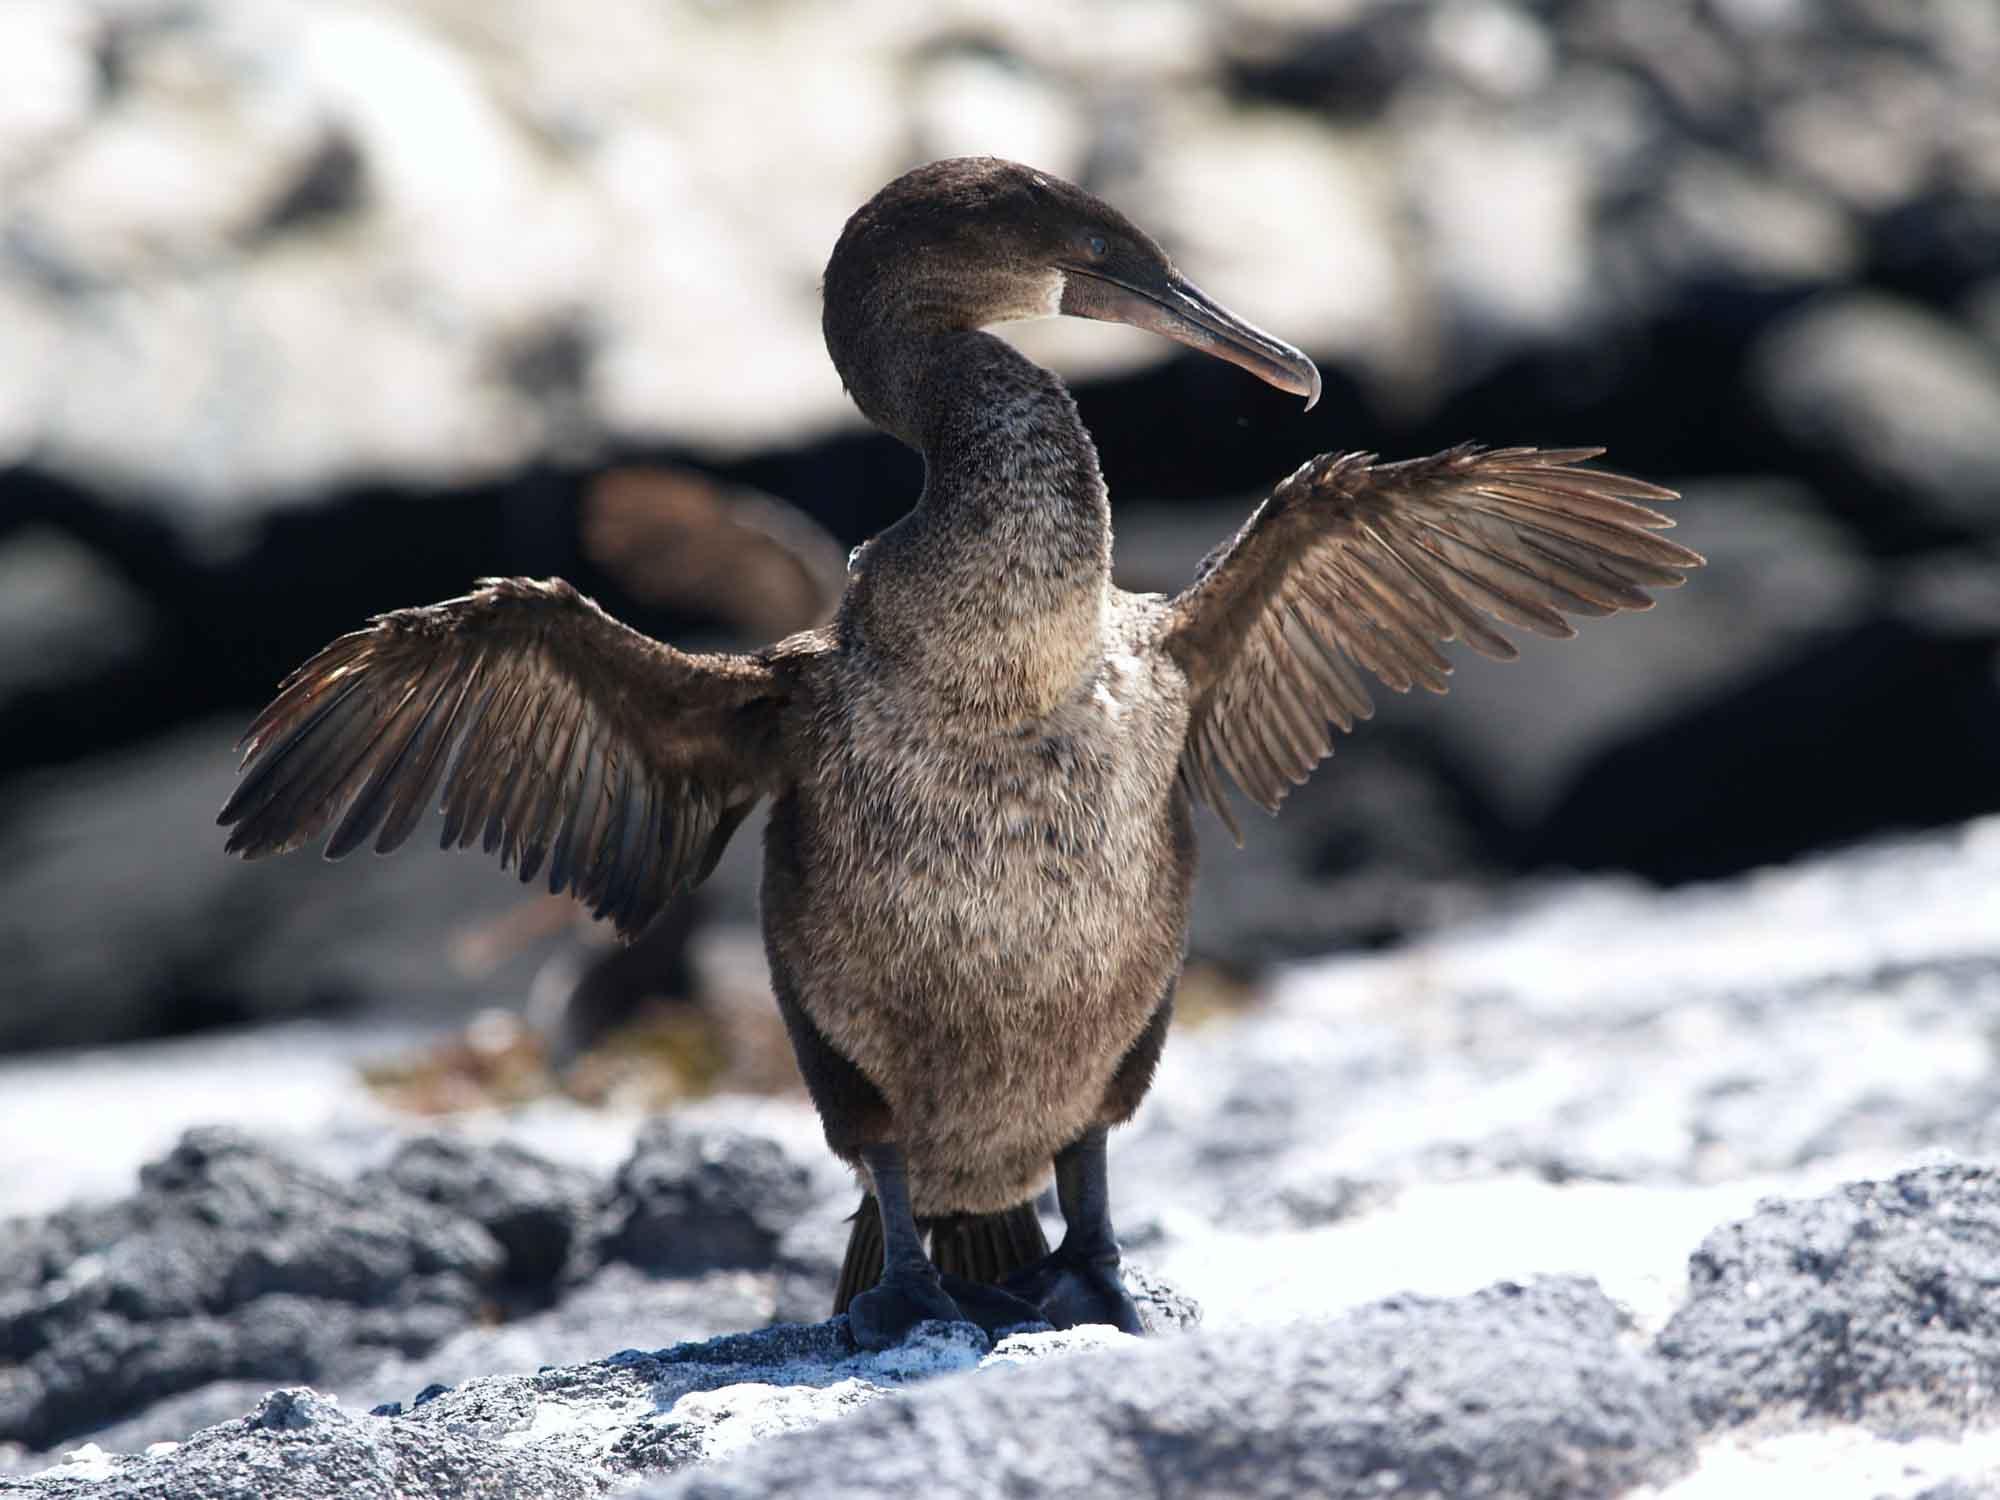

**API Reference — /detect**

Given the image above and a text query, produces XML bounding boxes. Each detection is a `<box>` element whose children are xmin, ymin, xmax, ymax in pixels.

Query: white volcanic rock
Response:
<box><xmin>4</xmin><ymin>1288</ymin><xmax>1696</xmax><ymax>1499</ymax></box>
<box><xmin>1753</xmin><ymin>293</ymin><xmax>2000</xmax><ymax>532</ymax></box>
<box><xmin>5</xmin><ymin>0</ymin><xmax>1991</xmax><ymax>517</ymax></box>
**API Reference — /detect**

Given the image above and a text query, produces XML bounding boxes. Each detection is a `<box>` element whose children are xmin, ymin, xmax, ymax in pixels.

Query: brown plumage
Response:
<box><xmin>221</xmin><ymin>576</ymin><xmax>783</xmax><ymax>934</ymax></box>
<box><xmin>1163</xmin><ymin>445</ymin><xmax>1695</xmax><ymax>838</ymax></box>
<box><xmin>220</xmin><ymin>157</ymin><xmax>1701</xmax><ymax>1348</ymax></box>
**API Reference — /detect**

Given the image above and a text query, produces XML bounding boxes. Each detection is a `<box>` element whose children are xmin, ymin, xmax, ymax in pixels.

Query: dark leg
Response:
<box><xmin>771</xmin><ymin>978</ymin><xmax>893</xmax><ymax>1157</ymax></box>
<box><xmin>1002</xmin><ymin>1127</ymin><xmax>1143</xmax><ymax>1335</ymax></box>
<box><xmin>1053</xmin><ymin>1126</ymin><xmax>1120</xmax><ymax>1263</ymax></box>
<box><xmin>774</xmin><ymin>974</ymin><xmax>1045</xmax><ymax>1338</ymax></box>
<box><xmin>993</xmin><ymin>983</ymin><xmax>1174</xmax><ymax>1335</ymax></box>
<box><xmin>845</xmin><ymin>1143</ymin><xmax>964</xmax><ymax>1349</ymax></box>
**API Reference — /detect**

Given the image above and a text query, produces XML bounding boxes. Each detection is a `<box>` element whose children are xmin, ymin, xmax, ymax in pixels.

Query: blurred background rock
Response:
<box><xmin>2</xmin><ymin>0</ymin><xmax>1997</xmax><ymax>1059</ymax></box>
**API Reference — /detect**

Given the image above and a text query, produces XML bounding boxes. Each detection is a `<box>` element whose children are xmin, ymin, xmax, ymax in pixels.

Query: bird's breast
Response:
<box><xmin>782</xmin><ymin>637</ymin><xmax>1191</xmax><ymax>1003</ymax></box>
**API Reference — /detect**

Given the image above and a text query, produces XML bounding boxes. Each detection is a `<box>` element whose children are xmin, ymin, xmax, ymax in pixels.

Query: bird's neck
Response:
<box><xmin>842</xmin><ymin>330</ymin><xmax>1113</xmax><ymax>725</ymax></box>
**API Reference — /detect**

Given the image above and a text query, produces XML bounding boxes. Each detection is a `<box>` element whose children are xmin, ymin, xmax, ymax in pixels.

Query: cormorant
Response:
<box><xmin>221</xmin><ymin>157</ymin><xmax>1701</xmax><ymax>1348</ymax></box>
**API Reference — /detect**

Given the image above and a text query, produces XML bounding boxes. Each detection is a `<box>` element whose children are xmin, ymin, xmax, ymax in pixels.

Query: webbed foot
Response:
<box><xmin>850</xmin><ymin>1142</ymin><xmax>978</xmax><ymax>1351</ymax></box>
<box><xmin>1003</xmin><ymin>1126</ymin><xmax>1145</xmax><ymax>1335</ymax></box>
<box><xmin>937</xmin><ymin>1272</ymin><xmax>1048</xmax><ymax>1336</ymax></box>
<box><xmin>847</xmin><ymin>1265</ymin><xmax>965</xmax><ymax>1351</ymax></box>
<box><xmin>1002</xmin><ymin>1247</ymin><xmax>1144</xmax><ymax>1335</ymax></box>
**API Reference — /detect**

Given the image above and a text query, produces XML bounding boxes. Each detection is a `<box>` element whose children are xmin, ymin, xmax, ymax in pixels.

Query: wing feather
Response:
<box><xmin>221</xmin><ymin>576</ymin><xmax>795</xmax><ymax>938</ymax></box>
<box><xmin>321</xmin><ymin>663</ymin><xmax>453</xmax><ymax>861</ymax></box>
<box><xmin>1158</xmin><ymin>445</ymin><xmax>1702</xmax><ymax>837</ymax></box>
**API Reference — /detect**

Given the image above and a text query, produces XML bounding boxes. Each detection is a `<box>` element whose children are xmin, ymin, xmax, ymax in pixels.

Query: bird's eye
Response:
<box><xmin>1086</xmin><ymin>235</ymin><xmax>1108</xmax><ymax>259</ymax></box>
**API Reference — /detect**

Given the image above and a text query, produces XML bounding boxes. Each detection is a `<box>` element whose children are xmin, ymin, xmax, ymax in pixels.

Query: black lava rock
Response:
<box><xmin>1534</xmin><ymin>612</ymin><xmax>2000</xmax><ymax>883</ymax></box>
<box><xmin>600</xmin><ymin>1120</ymin><xmax>819</xmax><ymax>1277</ymax></box>
<box><xmin>367</xmin><ymin>1136</ymin><xmax>599</xmax><ymax>1295</ymax></box>
<box><xmin>0</xmin><ymin>1128</ymin><xmax>504</xmax><ymax>1451</ymax></box>
<box><xmin>1656</xmin><ymin>1163</ymin><xmax>2000</xmax><ymax>1436</ymax></box>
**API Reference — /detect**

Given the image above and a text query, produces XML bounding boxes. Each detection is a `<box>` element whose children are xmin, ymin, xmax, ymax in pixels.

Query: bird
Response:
<box><xmin>219</xmin><ymin>156</ymin><xmax>1703</xmax><ymax>1349</ymax></box>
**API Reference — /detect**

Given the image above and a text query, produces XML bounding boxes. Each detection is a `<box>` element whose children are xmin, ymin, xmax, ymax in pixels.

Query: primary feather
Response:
<box><xmin>219</xmin><ymin>576</ymin><xmax>789</xmax><ymax>937</ymax></box>
<box><xmin>1158</xmin><ymin>445</ymin><xmax>1703</xmax><ymax>839</ymax></box>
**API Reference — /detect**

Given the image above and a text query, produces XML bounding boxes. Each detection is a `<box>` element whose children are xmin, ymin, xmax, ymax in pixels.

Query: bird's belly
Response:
<box><xmin>799</xmin><ymin>725</ymin><xmax>1180</xmax><ymax>1030</ymax></box>
<box><xmin>768</xmin><ymin>676</ymin><xmax>1192</xmax><ymax>1211</ymax></box>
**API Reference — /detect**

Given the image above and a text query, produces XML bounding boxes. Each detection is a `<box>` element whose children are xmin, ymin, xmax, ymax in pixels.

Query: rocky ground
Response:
<box><xmin>4</xmin><ymin>816</ymin><xmax>2000</xmax><ymax>1496</ymax></box>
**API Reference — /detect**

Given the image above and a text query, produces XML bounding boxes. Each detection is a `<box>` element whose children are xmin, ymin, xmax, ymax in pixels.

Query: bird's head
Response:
<box><xmin>823</xmin><ymin>157</ymin><xmax>1320</xmax><ymax>419</ymax></box>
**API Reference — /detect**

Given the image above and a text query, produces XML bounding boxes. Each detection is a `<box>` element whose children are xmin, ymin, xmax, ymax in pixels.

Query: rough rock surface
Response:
<box><xmin>3</xmin><ymin>1282</ymin><xmax>1695</xmax><ymax>1500</ymax></box>
<box><xmin>363</xmin><ymin>1135</ymin><xmax>601</xmax><ymax>1293</ymax></box>
<box><xmin>0</xmin><ymin>1119</ymin><xmax>852</xmax><ymax>1457</ymax></box>
<box><xmin>0</xmin><ymin>1326</ymin><xmax>943</xmax><ymax>1497</ymax></box>
<box><xmin>1658</xmin><ymin>1165</ymin><xmax>2000</xmax><ymax>1438</ymax></box>
<box><xmin>1918</xmin><ymin>1483</ymin><xmax>2000</xmax><ymax>1500</ymax></box>
<box><xmin>0</xmin><ymin>1136</ymin><xmax>500</xmax><ymax>1448</ymax></box>
<box><xmin>600</xmin><ymin>1119</ymin><xmax>820</xmax><ymax>1278</ymax></box>
<box><xmin>0</xmin><ymin>1129</ymin><xmax>504</xmax><ymax>1453</ymax></box>
<box><xmin>645</xmin><ymin>1278</ymin><xmax>1696</xmax><ymax>1500</ymax></box>
<box><xmin>13</xmin><ymin>1384</ymin><xmax>613</xmax><ymax>1500</ymax></box>
<box><xmin>1077</xmin><ymin>819</ymin><xmax>2000</xmax><ymax>1350</ymax></box>
<box><xmin>8</xmin><ymin>820</ymin><xmax>2000</xmax><ymax>1493</ymax></box>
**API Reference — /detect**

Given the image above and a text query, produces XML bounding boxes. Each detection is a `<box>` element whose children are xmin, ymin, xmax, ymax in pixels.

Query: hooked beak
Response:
<box><xmin>1059</xmin><ymin>266</ymin><xmax>1321</xmax><ymax>410</ymax></box>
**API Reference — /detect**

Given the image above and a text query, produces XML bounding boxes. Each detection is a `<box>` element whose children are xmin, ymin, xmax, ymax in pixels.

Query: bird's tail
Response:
<box><xmin>832</xmin><ymin>1193</ymin><xmax>1050</xmax><ymax>1315</ymax></box>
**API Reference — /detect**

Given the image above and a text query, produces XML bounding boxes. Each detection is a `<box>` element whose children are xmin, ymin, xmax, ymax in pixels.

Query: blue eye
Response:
<box><xmin>1087</xmin><ymin>235</ymin><xmax>1107</xmax><ymax>258</ymax></box>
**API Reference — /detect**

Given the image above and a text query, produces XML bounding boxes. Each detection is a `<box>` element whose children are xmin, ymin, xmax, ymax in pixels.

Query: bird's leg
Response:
<box><xmin>845</xmin><ymin>1143</ymin><xmax>964</xmax><ymax>1350</ymax></box>
<box><xmin>1002</xmin><ymin>1127</ymin><xmax>1144</xmax><ymax>1334</ymax></box>
<box><xmin>1053</xmin><ymin>1126</ymin><xmax>1121</xmax><ymax>1264</ymax></box>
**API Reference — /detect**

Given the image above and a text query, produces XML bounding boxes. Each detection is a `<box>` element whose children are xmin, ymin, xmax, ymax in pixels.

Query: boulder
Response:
<box><xmin>1658</xmin><ymin>1165</ymin><xmax>2000</xmax><ymax>1437</ymax></box>
<box><xmin>364</xmin><ymin>1136</ymin><xmax>601</xmax><ymax>1294</ymax></box>
<box><xmin>600</xmin><ymin>1120</ymin><xmax>823</xmax><ymax>1277</ymax></box>
<box><xmin>646</xmin><ymin>1278</ymin><xmax>1694</xmax><ymax>1500</ymax></box>
<box><xmin>0</xmin><ymin>528</ymin><xmax>155</xmax><ymax>708</ymax></box>
<box><xmin>0</xmin><ymin>1129</ymin><xmax>503</xmax><ymax>1452</ymax></box>
<box><xmin>1751</xmin><ymin>294</ymin><xmax>2000</xmax><ymax>541</ymax></box>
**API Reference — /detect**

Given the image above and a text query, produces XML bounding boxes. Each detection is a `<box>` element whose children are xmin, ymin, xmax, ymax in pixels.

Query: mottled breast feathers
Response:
<box><xmin>1156</xmin><ymin>445</ymin><xmax>1705</xmax><ymax>839</ymax></box>
<box><xmin>217</xmin><ymin>576</ymin><xmax>793</xmax><ymax>937</ymax></box>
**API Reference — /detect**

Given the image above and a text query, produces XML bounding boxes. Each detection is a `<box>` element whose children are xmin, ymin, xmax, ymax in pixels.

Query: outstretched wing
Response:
<box><xmin>1157</xmin><ymin>445</ymin><xmax>1704</xmax><ymax>839</ymax></box>
<box><xmin>219</xmin><ymin>576</ymin><xmax>792</xmax><ymax>936</ymax></box>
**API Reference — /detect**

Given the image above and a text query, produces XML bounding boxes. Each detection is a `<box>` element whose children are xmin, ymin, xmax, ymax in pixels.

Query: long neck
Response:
<box><xmin>840</xmin><ymin>329</ymin><xmax>1113</xmax><ymax>725</ymax></box>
